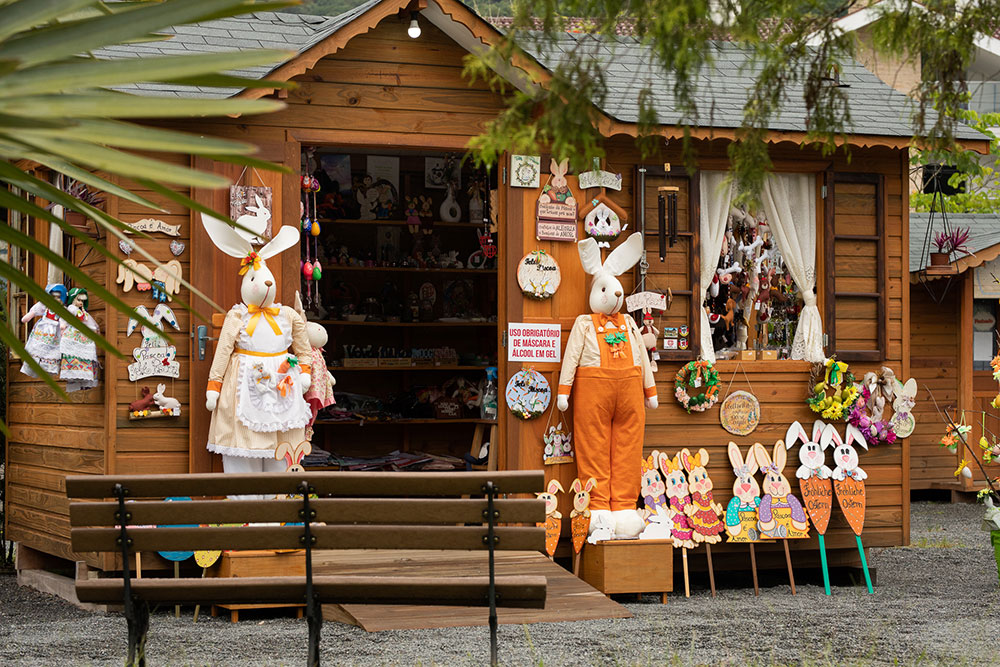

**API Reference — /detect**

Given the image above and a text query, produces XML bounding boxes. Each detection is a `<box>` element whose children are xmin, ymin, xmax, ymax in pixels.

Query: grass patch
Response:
<box><xmin>911</xmin><ymin>536</ymin><xmax>964</xmax><ymax>548</ymax></box>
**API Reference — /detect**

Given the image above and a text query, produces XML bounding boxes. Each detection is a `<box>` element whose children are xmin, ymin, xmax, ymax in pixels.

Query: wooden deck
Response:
<box><xmin>314</xmin><ymin>549</ymin><xmax>631</xmax><ymax>631</ymax></box>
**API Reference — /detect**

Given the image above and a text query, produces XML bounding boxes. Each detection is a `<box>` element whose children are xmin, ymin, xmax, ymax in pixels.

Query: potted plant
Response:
<box><xmin>931</xmin><ymin>227</ymin><xmax>973</xmax><ymax>265</ymax></box>
<box><xmin>61</xmin><ymin>181</ymin><xmax>105</xmax><ymax>235</ymax></box>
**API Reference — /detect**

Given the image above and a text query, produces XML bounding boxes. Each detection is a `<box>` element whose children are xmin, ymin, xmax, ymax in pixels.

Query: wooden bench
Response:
<box><xmin>67</xmin><ymin>471</ymin><xmax>547</xmax><ymax>667</ymax></box>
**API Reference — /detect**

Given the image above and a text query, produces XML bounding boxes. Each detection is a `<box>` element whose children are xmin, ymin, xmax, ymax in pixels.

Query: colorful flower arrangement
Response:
<box><xmin>806</xmin><ymin>357</ymin><xmax>860</xmax><ymax>420</ymax></box>
<box><xmin>846</xmin><ymin>385</ymin><xmax>898</xmax><ymax>446</ymax></box>
<box><xmin>674</xmin><ymin>360</ymin><xmax>720</xmax><ymax>413</ymax></box>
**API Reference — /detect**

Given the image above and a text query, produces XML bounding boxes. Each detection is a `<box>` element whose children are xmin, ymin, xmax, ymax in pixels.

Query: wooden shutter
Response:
<box><xmin>825</xmin><ymin>172</ymin><xmax>887</xmax><ymax>361</ymax></box>
<box><xmin>637</xmin><ymin>166</ymin><xmax>699</xmax><ymax>361</ymax></box>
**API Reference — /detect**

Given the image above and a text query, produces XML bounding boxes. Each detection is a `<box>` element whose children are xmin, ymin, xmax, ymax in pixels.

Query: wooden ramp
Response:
<box><xmin>314</xmin><ymin>549</ymin><xmax>631</xmax><ymax>631</ymax></box>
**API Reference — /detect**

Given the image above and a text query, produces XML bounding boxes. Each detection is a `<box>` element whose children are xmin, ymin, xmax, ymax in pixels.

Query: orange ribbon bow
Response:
<box><xmin>276</xmin><ymin>375</ymin><xmax>295</xmax><ymax>397</ymax></box>
<box><xmin>238</xmin><ymin>252</ymin><xmax>262</xmax><ymax>276</ymax></box>
<box><xmin>246</xmin><ymin>304</ymin><xmax>282</xmax><ymax>336</ymax></box>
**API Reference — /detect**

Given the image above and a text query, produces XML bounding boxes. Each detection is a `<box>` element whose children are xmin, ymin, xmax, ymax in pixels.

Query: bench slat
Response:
<box><xmin>76</xmin><ymin>575</ymin><xmax>547</xmax><ymax>608</ymax></box>
<box><xmin>66</xmin><ymin>471</ymin><xmax>543</xmax><ymax>499</ymax></box>
<box><xmin>70</xmin><ymin>498</ymin><xmax>545</xmax><ymax>527</ymax></box>
<box><xmin>71</xmin><ymin>525</ymin><xmax>544</xmax><ymax>553</ymax></box>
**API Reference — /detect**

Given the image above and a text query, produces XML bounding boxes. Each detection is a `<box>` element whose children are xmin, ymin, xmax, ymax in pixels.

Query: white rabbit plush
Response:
<box><xmin>822</xmin><ymin>423</ymin><xmax>869</xmax><ymax>481</ymax></box>
<box><xmin>786</xmin><ymin>420</ymin><xmax>833</xmax><ymax>480</ymax></box>
<box><xmin>557</xmin><ymin>232</ymin><xmax>656</xmax><ymax>540</ymax></box>
<box><xmin>201</xmin><ymin>213</ymin><xmax>312</xmax><ymax>475</ymax></box>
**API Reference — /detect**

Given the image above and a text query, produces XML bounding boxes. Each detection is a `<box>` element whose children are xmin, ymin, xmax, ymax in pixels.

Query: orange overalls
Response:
<box><xmin>566</xmin><ymin>313</ymin><xmax>646</xmax><ymax>511</ymax></box>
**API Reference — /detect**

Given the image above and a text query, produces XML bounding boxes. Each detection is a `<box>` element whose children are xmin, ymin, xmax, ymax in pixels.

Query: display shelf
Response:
<box><xmin>318</xmin><ymin>218</ymin><xmax>477</xmax><ymax>229</ymax></box>
<box><xmin>314</xmin><ymin>418</ymin><xmax>496</xmax><ymax>426</ymax></box>
<box><xmin>331</xmin><ymin>365</ymin><xmax>491</xmax><ymax>371</ymax></box>
<box><xmin>328</xmin><ymin>265</ymin><xmax>496</xmax><ymax>275</ymax></box>
<box><xmin>316</xmin><ymin>320</ymin><xmax>496</xmax><ymax>327</ymax></box>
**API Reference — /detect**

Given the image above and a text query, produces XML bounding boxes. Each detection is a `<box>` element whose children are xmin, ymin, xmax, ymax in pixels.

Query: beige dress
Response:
<box><xmin>206</xmin><ymin>303</ymin><xmax>313</xmax><ymax>458</ymax></box>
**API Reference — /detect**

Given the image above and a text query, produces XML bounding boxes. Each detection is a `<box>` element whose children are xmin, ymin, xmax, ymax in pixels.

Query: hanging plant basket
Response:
<box><xmin>929</xmin><ymin>251</ymin><xmax>950</xmax><ymax>266</ymax></box>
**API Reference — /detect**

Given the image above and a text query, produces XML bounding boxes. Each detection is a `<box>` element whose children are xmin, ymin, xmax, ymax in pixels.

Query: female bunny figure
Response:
<box><xmin>541</xmin><ymin>158</ymin><xmax>576</xmax><ymax>206</ymax></box>
<box><xmin>569</xmin><ymin>477</ymin><xmax>596</xmax><ymax>551</ymax></box>
<box><xmin>661</xmin><ymin>452</ymin><xmax>696</xmax><ymax>549</ymax></box>
<box><xmin>59</xmin><ymin>288</ymin><xmax>100</xmax><ymax>392</ymax></box>
<box><xmin>787</xmin><ymin>420</ymin><xmax>833</xmax><ymax>480</ymax></box>
<box><xmin>557</xmin><ymin>233</ymin><xmax>657</xmax><ymax>540</ymax></box>
<box><xmin>753</xmin><ymin>441</ymin><xmax>810</xmax><ymax>539</ymax></box>
<box><xmin>638</xmin><ymin>451</ymin><xmax>674</xmax><ymax>540</ymax></box>
<box><xmin>725</xmin><ymin>442</ymin><xmax>761</xmax><ymax>542</ymax></box>
<box><xmin>20</xmin><ymin>283</ymin><xmax>67</xmax><ymax>378</ymax></box>
<box><xmin>823</xmin><ymin>422</ymin><xmax>869</xmax><ymax>481</ymax></box>
<box><xmin>536</xmin><ymin>479</ymin><xmax>564</xmax><ymax>557</ymax></box>
<box><xmin>201</xmin><ymin>214</ymin><xmax>312</xmax><ymax>475</ymax></box>
<box><xmin>680</xmin><ymin>448</ymin><xmax>724</xmax><ymax>544</ymax></box>
<box><xmin>295</xmin><ymin>292</ymin><xmax>335</xmax><ymax>441</ymax></box>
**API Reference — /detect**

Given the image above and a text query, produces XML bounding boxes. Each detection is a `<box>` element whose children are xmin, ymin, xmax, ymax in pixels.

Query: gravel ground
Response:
<box><xmin>2</xmin><ymin>501</ymin><xmax>999</xmax><ymax>666</ymax></box>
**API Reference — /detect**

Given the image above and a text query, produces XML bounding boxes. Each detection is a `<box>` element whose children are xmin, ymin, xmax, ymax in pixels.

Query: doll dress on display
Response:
<box><xmin>59</xmin><ymin>305</ymin><xmax>100</xmax><ymax>392</ymax></box>
<box><xmin>21</xmin><ymin>301</ymin><xmax>62</xmax><ymax>377</ymax></box>
<box><xmin>304</xmin><ymin>346</ymin><xmax>336</xmax><ymax>425</ymax></box>
<box><xmin>207</xmin><ymin>303</ymin><xmax>313</xmax><ymax>458</ymax></box>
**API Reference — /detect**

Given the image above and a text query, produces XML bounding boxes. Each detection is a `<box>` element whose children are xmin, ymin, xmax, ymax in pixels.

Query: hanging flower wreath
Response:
<box><xmin>846</xmin><ymin>385</ymin><xmax>897</xmax><ymax>447</ymax></box>
<box><xmin>806</xmin><ymin>357</ymin><xmax>860</xmax><ymax>421</ymax></box>
<box><xmin>674</xmin><ymin>360</ymin><xmax>720</xmax><ymax>413</ymax></box>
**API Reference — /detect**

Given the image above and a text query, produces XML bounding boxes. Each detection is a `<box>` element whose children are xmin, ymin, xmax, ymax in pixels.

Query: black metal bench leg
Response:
<box><xmin>299</xmin><ymin>480</ymin><xmax>321</xmax><ymax>667</ymax></box>
<box><xmin>306</xmin><ymin>598</ymin><xmax>322</xmax><ymax>667</ymax></box>
<box><xmin>125</xmin><ymin>598</ymin><xmax>149</xmax><ymax>667</ymax></box>
<box><xmin>485</xmin><ymin>481</ymin><xmax>498</xmax><ymax>667</ymax></box>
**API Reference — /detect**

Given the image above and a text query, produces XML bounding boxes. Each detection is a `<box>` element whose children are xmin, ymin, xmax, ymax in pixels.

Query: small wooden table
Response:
<box><xmin>207</xmin><ymin>550</ymin><xmax>306</xmax><ymax>623</ymax></box>
<box><xmin>579</xmin><ymin>539</ymin><xmax>673</xmax><ymax>603</ymax></box>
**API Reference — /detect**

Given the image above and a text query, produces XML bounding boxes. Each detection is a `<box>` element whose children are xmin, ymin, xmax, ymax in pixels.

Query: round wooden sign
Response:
<box><xmin>517</xmin><ymin>250</ymin><xmax>561</xmax><ymax>300</ymax></box>
<box><xmin>720</xmin><ymin>390</ymin><xmax>760</xmax><ymax>436</ymax></box>
<box><xmin>505</xmin><ymin>369</ymin><xmax>551</xmax><ymax>420</ymax></box>
<box><xmin>893</xmin><ymin>412</ymin><xmax>915</xmax><ymax>438</ymax></box>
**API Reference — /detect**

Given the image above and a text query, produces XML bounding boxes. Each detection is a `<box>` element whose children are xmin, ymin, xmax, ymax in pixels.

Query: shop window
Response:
<box><xmin>824</xmin><ymin>172</ymin><xmax>887</xmax><ymax>362</ymax></box>
<box><xmin>973</xmin><ymin>299</ymin><xmax>998</xmax><ymax>371</ymax></box>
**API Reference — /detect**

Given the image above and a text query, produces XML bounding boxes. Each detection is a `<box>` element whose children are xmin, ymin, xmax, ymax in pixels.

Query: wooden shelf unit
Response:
<box><xmin>318</xmin><ymin>218</ymin><xmax>478</xmax><ymax>229</ymax></box>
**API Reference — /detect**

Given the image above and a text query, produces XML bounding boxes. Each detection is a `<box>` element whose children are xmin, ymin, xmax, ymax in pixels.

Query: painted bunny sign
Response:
<box><xmin>752</xmin><ymin>441</ymin><xmax>810</xmax><ymax>540</ymax></box>
<box><xmin>536</xmin><ymin>158</ymin><xmax>578</xmax><ymax>241</ymax></box>
<box><xmin>725</xmin><ymin>443</ymin><xmax>761</xmax><ymax>543</ymax></box>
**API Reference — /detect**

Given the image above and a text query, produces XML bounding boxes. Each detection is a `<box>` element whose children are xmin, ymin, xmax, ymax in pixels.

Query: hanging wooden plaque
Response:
<box><xmin>720</xmin><ymin>390</ymin><xmax>760</xmax><ymax>436</ymax></box>
<box><xmin>517</xmin><ymin>250</ymin><xmax>561</xmax><ymax>300</ymax></box>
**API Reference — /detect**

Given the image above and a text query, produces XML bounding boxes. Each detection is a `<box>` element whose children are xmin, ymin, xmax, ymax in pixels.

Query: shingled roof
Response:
<box><xmin>91</xmin><ymin>0</ymin><xmax>984</xmax><ymax>142</ymax></box>
<box><xmin>910</xmin><ymin>212</ymin><xmax>1000</xmax><ymax>273</ymax></box>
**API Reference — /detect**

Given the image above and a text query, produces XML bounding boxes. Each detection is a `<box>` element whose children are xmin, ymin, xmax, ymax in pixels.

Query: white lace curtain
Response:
<box><xmin>760</xmin><ymin>173</ymin><xmax>824</xmax><ymax>362</ymax></box>
<box><xmin>699</xmin><ymin>171</ymin><xmax>734</xmax><ymax>363</ymax></box>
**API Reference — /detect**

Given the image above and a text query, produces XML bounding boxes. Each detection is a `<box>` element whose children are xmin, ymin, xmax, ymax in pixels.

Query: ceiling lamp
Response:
<box><xmin>407</xmin><ymin>17</ymin><xmax>421</xmax><ymax>39</ymax></box>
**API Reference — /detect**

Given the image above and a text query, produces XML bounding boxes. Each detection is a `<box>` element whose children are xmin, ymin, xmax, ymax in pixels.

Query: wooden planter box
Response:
<box><xmin>579</xmin><ymin>539</ymin><xmax>673</xmax><ymax>600</ymax></box>
<box><xmin>208</xmin><ymin>550</ymin><xmax>306</xmax><ymax>622</ymax></box>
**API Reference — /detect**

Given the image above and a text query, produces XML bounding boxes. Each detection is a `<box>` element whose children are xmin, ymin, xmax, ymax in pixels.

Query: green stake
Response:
<box><xmin>856</xmin><ymin>534</ymin><xmax>874</xmax><ymax>594</ymax></box>
<box><xmin>817</xmin><ymin>533</ymin><xmax>831</xmax><ymax>596</ymax></box>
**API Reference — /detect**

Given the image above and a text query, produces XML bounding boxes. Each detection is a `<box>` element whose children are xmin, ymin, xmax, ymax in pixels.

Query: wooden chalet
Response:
<box><xmin>6</xmin><ymin>0</ymin><xmax>990</xmax><ymax>581</ymax></box>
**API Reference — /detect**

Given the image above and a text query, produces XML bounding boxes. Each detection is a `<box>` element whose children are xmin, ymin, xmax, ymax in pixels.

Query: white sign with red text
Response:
<box><xmin>507</xmin><ymin>323</ymin><xmax>562</xmax><ymax>363</ymax></box>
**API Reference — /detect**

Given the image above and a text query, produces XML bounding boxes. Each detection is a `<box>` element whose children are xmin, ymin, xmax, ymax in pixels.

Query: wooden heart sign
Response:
<box><xmin>800</xmin><ymin>476</ymin><xmax>833</xmax><ymax>535</ymax></box>
<box><xmin>833</xmin><ymin>476</ymin><xmax>866</xmax><ymax>536</ymax></box>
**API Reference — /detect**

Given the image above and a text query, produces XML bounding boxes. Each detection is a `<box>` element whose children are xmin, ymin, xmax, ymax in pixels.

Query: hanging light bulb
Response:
<box><xmin>407</xmin><ymin>17</ymin><xmax>421</xmax><ymax>39</ymax></box>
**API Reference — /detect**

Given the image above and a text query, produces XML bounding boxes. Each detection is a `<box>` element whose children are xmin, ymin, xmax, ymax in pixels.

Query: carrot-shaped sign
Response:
<box><xmin>536</xmin><ymin>479</ymin><xmax>564</xmax><ymax>559</ymax></box>
<box><xmin>787</xmin><ymin>420</ymin><xmax>834</xmax><ymax>595</ymax></box>
<box><xmin>823</xmin><ymin>422</ymin><xmax>874</xmax><ymax>594</ymax></box>
<box><xmin>569</xmin><ymin>477</ymin><xmax>595</xmax><ymax>575</ymax></box>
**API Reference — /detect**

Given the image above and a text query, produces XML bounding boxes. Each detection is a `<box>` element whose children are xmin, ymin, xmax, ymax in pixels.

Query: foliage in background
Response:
<box><xmin>912</xmin><ymin>107</ymin><xmax>1000</xmax><ymax>213</ymax></box>
<box><xmin>0</xmin><ymin>0</ymin><xmax>294</xmax><ymax>429</ymax></box>
<box><xmin>283</xmin><ymin>0</ymin><xmax>515</xmax><ymax>15</ymax></box>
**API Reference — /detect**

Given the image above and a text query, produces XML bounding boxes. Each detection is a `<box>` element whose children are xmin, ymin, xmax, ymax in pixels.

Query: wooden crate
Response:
<box><xmin>208</xmin><ymin>550</ymin><xmax>306</xmax><ymax>622</ymax></box>
<box><xmin>579</xmin><ymin>539</ymin><xmax>673</xmax><ymax>599</ymax></box>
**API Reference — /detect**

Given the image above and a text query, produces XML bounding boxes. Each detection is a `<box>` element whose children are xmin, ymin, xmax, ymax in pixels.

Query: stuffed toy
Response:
<box><xmin>20</xmin><ymin>283</ymin><xmax>67</xmax><ymax>378</ymax></box>
<box><xmin>59</xmin><ymin>287</ymin><xmax>100</xmax><ymax>392</ymax></box>
<box><xmin>557</xmin><ymin>232</ymin><xmax>657</xmax><ymax>540</ymax></box>
<box><xmin>294</xmin><ymin>291</ymin><xmax>336</xmax><ymax>441</ymax></box>
<box><xmin>201</xmin><ymin>214</ymin><xmax>312</xmax><ymax>474</ymax></box>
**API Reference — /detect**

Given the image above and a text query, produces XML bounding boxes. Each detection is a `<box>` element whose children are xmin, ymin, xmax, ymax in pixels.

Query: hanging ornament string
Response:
<box><xmin>721</xmin><ymin>361</ymin><xmax>756</xmax><ymax>401</ymax></box>
<box><xmin>719</xmin><ymin>361</ymin><xmax>760</xmax><ymax>436</ymax></box>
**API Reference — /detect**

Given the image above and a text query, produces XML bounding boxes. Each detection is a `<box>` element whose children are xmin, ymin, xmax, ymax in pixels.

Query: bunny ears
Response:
<box><xmin>820</xmin><ymin>422</ymin><xmax>868</xmax><ymax>451</ymax></box>
<box><xmin>578</xmin><ymin>231</ymin><xmax>643</xmax><ymax>276</ymax></box>
<box><xmin>784</xmin><ymin>420</ymin><xmax>826</xmax><ymax>449</ymax></box>
<box><xmin>201</xmin><ymin>213</ymin><xmax>300</xmax><ymax>267</ymax></box>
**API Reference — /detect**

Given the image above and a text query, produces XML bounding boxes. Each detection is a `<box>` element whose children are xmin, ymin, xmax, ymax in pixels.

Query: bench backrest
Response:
<box><xmin>68</xmin><ymin>471</ymin><xmax>546</xmax><ymax>555</ymax></box>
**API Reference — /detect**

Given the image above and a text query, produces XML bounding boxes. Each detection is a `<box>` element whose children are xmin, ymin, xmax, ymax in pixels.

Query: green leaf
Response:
<box><xmin>19</xmin><ymin>119</ymin><xmax>257</xmax><ymax>156</ymax></box>
<box><xmin>0</xmin><ymin>91</ymin><xmax>284</xmax><ymax>119</ymax></box>
<box><xmin>0</xmin><ymin>0</ymin><xmax>96</xmax><ymax>42</ymax></box>
<box><xmin>26</xmin><ymin>154</ymin><xmax>168</xmax><ymax>212</ymax></box>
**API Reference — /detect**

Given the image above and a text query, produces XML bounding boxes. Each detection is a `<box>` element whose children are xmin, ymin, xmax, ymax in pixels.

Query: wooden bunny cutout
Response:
<box><xmin>275</xmin><ymin>441</ymin><xmax>312</xmax><ymax>473</ymax></box>
<box><xmin>752</xmin><ymin>441</ymin><xmax>810</xmax><ymax>540</ymax></box>
<box><xmin>680</xmin><ymin>448</ymin><xmax>724</xmax><ymax>544</ymax></box>
<box><xmin>536</xmin><ymin>479</ymin><xmax>564</xmax><ymax>558</ymax></box>
<box><xmin>725</xmin><ymin>443</ymin><xmax>761</xmax><ymax>543</ymax></box>
<box><xmin>569</xmin><ymin>477</ymin><xmax>596</xmax><ymax>573</ymax></box>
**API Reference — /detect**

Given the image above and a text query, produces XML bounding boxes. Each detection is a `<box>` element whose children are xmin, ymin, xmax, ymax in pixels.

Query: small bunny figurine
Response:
<box><xmin>680</xmin><ymin>448</ymin><xmax>724</xmax><ymax>544</ymax></box>
<box><xmin>536</xmin><ymin>479</ymin><xmax>564</xmax><ymax>558</ymax></box>
<box><xmin>153</xmin><ymin>384</ymin><xmax>181</xmax><ymax>413</ymax></box>
<box><xmin>200</xmin><ymin>214</ymin><xmax>312</xmax><ymax>475</ymax></box>
<box><xmin>822</xmin><ymin>423</ymin><xmax>869</xmax><ymax>481</ymax></box>
<box><xmin>569</xmin><ymin>477</ymin><xmax>596</xmax><ymax>552</ymax></box>
<box><xmin>638</xmin><ymin>451</ymin><xmax>674</xmax><ymax>540</ymax></box>
<box><xmin>661</xmin><ymin>452</ymin><xmax>696</xmax><ymax>549</ymax></box>
<box><xmin>275</xmin><ymin>441</ymin><xmax>312</xmax><ymax>473</ymax></box>
<box><xmin>557</xmin><ymin>233</ymin><xmax>656</xmax><ymax>541</ymax></box>
<box><xmin>725</xmin><ymin>442</ymin><xmax>761</xmax><ymax>542</ymax></box>
<box><xmin>753</xmin><ymin>441</ymin><xmax>809</xmax><ymax>538</ymax></box>
<box><xmin>786</xmin><ymin>420</ymin><xmax>833</xmax><ymax>480</ymax></box>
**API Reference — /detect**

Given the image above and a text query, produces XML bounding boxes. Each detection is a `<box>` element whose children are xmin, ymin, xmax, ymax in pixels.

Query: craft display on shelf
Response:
<box><xmin>543</xmin><ymin>422</ymin><xmax>573</xmax><ymax>465</ymax></box>
<box><xmin>806</xmin><ymin>357</ymin><xmax>860</xmax><ymax>421</ymax></box>
<box><xmin>681</xmin><ymin>448</ymin><xmax>724</xmax><ymax>596</ymax></box>
<box><xmin>536</xmin><ymin>479</ymin><xmax>564</xmax><ymax>559</ymax></box>
<box><xmin>787</xmin><ymin>420</ymin><xmax>834</xmax><ymax>595</ymax></box>
<box><xmin>126</xmin><ymin>304</ymin><xmax>180</xmax><ymax>381</ymax></box>
<box><xmin>115</xmin><ymin>259</ymin><xmax>182</xmax><ymax>301</ymax></box>
<box><xmin>536</xmin><ymin>159</ymin><xmax>578</xmax><ymax>242</ymax></box>
<box><xmin>511</xmin><ymin>154</ymin><xmax>541</xmax><ymax>188</ymax></box>
<box><xmin>720</xmin><ymin>390</ymin><xmax>760</xmax><ymax>435</ymax></box>
<box><xmin>129</xmin><ymin>383</ymin><xmax>182</xmax><ymax>420</ymax></box>
<box><xmin>59</xmin><ymin>288</ymin><xmax>100</xmax><ymax>392</ymax></box>
<box><xmin>517</xmin><ymin>250</ymin><xmax>561</xmax><ymax>299</ymax></box>
<box><xmin>505</xmin><ymin>368</ymin><xmax>551</xmax><ymax>420</ymax></box>
<box><xmin>639</xmin><ymin>450</ymin><xmax>674</xmax><ymax>540</ymax></box>
<box><xmin>752</xmin><ymin>440</ymin><xmax>809</xmax><ymax>595</ymax></box>
<box><xmin>557</xmin><ymin>233</ymin><xmax>656</xmax><ymax>543</ymax></box>
<box><xmin>19</xmin><ymin>283</ymin><xmax>67</xmax><ymax>379</ymax></box>
<box><xmin>569</xmin><ymin>477</ymin><xmax>595</xmax><ymax>575</ymax></box>
<box><xmin>125</xmin><ymin>218</ymin><xmax>181</xmax><ymax>236</ymax></box>
<box><xmin>823</xmin><ymin>423</ymin><xmax>875</xmax><ymax>594</ymax></box>
<box><xmin>230</xmin><ymin>187</ymin><xmax>273</xmax><ymax>243</ymax></box>
<box><xmin>674</xmin><ymin>360</ymin><xmax>720</xmax><ymax>413</ymax></box>
<box><xmin>725</xmin><ymin>442</ymin><xmax>761</xmax><ymax>595</ymax></box>
<box><xmin>661</xmin><ymin>452</ymin><xmax>696</xmax><ymax>596</ymax></box>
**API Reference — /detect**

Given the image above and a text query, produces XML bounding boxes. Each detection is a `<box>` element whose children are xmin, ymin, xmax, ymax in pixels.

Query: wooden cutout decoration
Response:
<box><xmin>823</xmin><ymin>423</ymin><xmax>874</xmax><ymax>593</ymax></box>
<box><xmin>194</xmin><ymin>549</ymin><xmax>221</xmax><ymax>569</ymax></box>
<box><xmin>543</xmin><ymin>422</ymin><xmax>573</xmax><ymax>464</ymax></box>
<box><xmin>116</xmin><ymin>259</ymin><xmax>182</xmax><ymax>300</ymax></box>
<box><xmin>680</xmin><ymin>448</ymin><xmax>724</xmax><ymax>544</ymax></box>
<box><xmin>517</xmin><ymin>250</ymin><xmax>561</xmax><ymax>300</ymax></box>
<box><xmin>125</xmin><ymin>218</ymin><xmax>181</xmax><ymax>236</ymax></box>
<box><xmin>625</xmin><ymin>291</ymin><xmax>668</xmax><ymax>313</ymax></box>
<box><xmin>720</xmin><ymin>390</ymin><xmax>760</xmax><ymax>436</ymax></box>
<box><xmin>127</xmin><ymin>304</ymin><xmax>180</xmax><ymax>381</ymax></box>
<box><xmin>659</xmin><ymin>452</ymin><xmax>696</xmax><ymax>549</ymax></box>
<box><xmin>579</xmin><ymin>159</ymin><xmax>623</xmax><ymax>191</ymax></box>
<box><xmin>569</xmin><ymin>477</ymin><xmax>595</xmax><ymax>575</ymax></box>
<box><xmin>536</xmin><ymin>479</ymin><xmax>564</xmax><ymax>558</ymax></box>
<box><xmin>169</xmin><ymin>240</ymin><xmax>185</xmax><ymax>257</ymax></box>
<box><xmin>753</xmin><ymin>441</ymin><xmax>810</xmax><ymax>540</ymax></box>
<box><xmin>511</xmin><ymin>154</ymin><xmax>541</xmax><ymax>188</ymax></box>
<box><xmin>580</xmin><ymin>198</ymin><xmax>628</xmax><ymax>249</ymax></box>
<box><xmin>789</xmin><ymin>420</ymin><xmax>835</xmax><ymax>595</ymax></box>
<box><xmin>158</xmin><ymin>497</ymin><xmax>195</xmax><ymax>562</ymax></box>
<box><xmin>505</xmin><ymin>368</ymin><xmax>551</xmax><ymax>420</ymax></box>
<box><xmin>230</xmin><ymin>186</ymin><xmax>272</xmax><ymax>243</ymax></box>
<box><xmin>892</xmin><ymin>377</ymin><xmax>918</xmax><ymax>437</ymax></box>
<box><xmin>639</xmin><ymin>451</ymin><xmax>674</xmax><ymax>539</ymax></box>
<box><xmin>725</xmin><ymin>442</ymin><xmax>762</xmax><ymax>544</ymax></box>
<box><xmin>276</xmin><ymin>441</ymin><xmax>311</xmax><ymax>473</ymax></box>
<box><xmin>535</xmin><ymin>158</ymin><xmax>578</xmax><ymax>242</ymax></box>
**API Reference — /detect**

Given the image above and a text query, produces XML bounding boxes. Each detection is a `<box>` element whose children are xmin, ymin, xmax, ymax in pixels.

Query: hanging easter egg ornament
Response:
<box><xmin>505</xmin><ymin>368</ymin><xmax>551</xmax><ymax>420</ymax></box>
<box><xmin>517</xmin><ymin>250</ymin><xmax>561</xmax><ymax>300</ymax></box>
